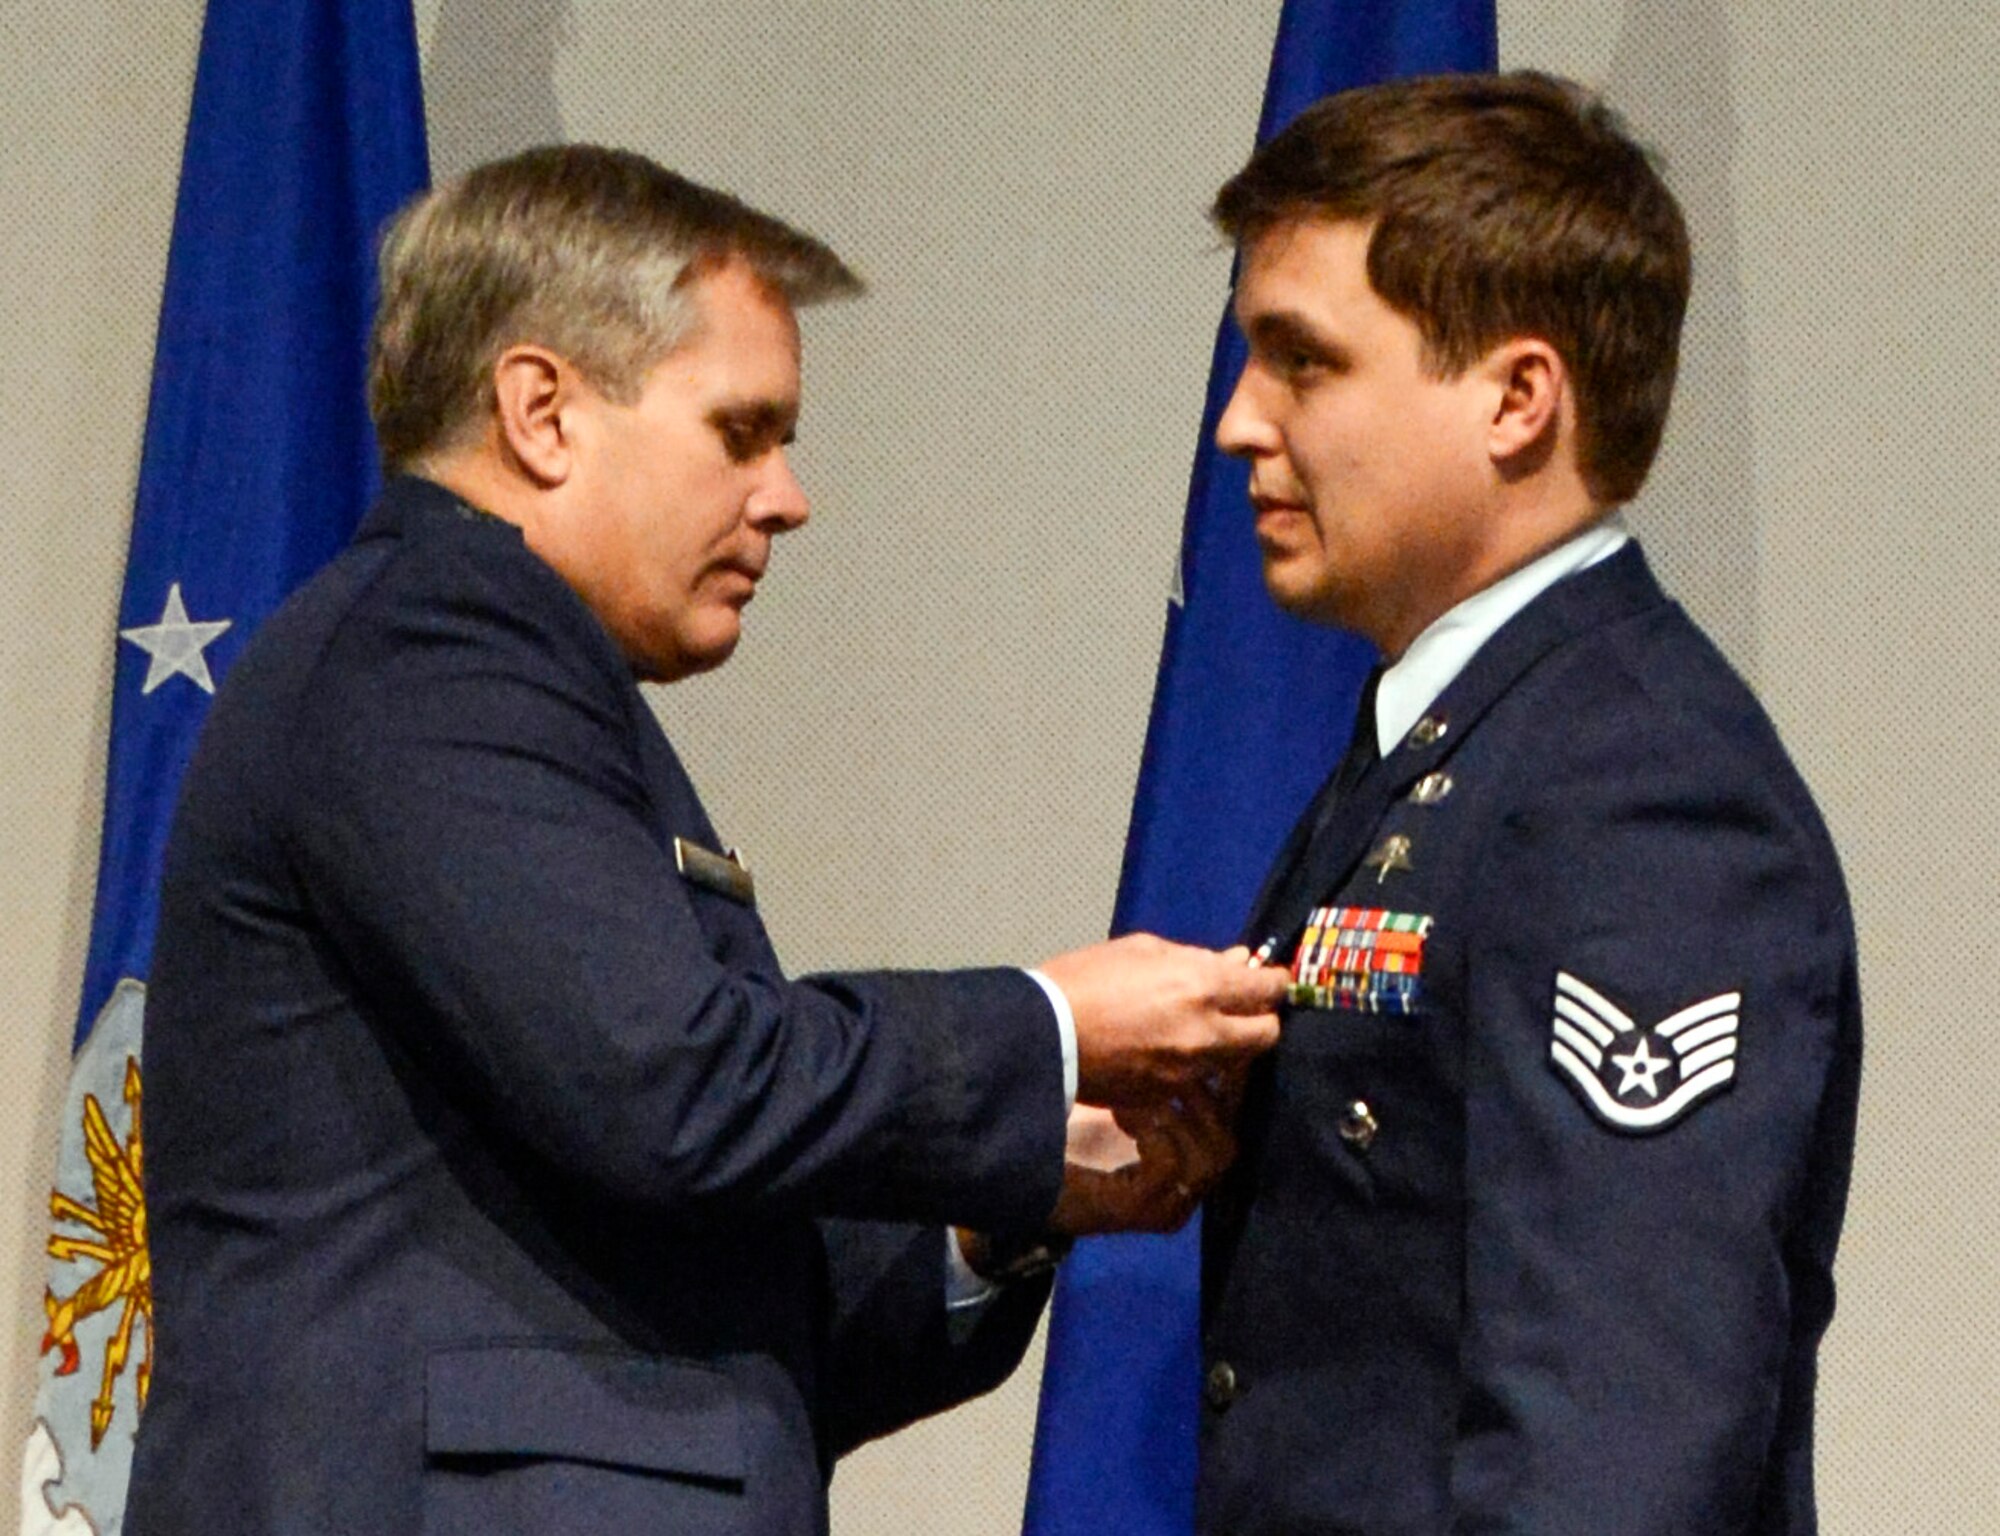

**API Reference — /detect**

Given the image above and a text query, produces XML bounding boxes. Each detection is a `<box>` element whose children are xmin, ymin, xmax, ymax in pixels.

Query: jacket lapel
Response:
<box><xmin>1243</xmin><ymin>748</ymin><xmax>1409</xmax><ymax>951</ymax></box>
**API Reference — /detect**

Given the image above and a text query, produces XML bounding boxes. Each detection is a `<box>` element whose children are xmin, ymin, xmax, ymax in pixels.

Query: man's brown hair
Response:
<box><xmin>1213</xmin><ymin>71</ymin><xmax>1691</xmax><ymax>505</ymax></box>
<box><xmin>368</xmin><ymin>144</ymin><xmax>862</xmax><ymax>472</ymax></box>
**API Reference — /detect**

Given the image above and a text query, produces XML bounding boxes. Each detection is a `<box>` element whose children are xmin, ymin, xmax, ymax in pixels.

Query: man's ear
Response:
<box><xmin>1482</xmin><ymin>338</ymin><xmax>1566</xmax><ymax>480</ymax></box>
<box><xmin>491</xmin><ymin>345</ymin><xmax>578</xmax><ymax>487</ymax></box>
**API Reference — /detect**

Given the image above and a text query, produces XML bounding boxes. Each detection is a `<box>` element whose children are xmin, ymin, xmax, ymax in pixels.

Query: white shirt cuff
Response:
<box><xmin>1024</xmin><ymin>967</ymin><xmax>1079</xmax><ymax>1110</ymax></box>
<box><xmin>944</xmin><ymin>968</ymin><xmax>1077</xmax><ymax>1314</ymax></box>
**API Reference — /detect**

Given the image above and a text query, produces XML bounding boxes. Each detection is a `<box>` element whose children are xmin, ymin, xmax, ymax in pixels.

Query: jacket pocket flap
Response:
<box><xmin>425</xmin><ymin>1344</ymin><xmax>744</xmax><ymax>1483</ymax></box>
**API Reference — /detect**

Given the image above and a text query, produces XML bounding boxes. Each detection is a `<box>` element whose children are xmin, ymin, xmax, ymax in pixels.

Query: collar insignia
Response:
<box><xmin>1362</xmin><ymin>834</ymin><xmax>1414</xmax><ymax>883</ymax></box>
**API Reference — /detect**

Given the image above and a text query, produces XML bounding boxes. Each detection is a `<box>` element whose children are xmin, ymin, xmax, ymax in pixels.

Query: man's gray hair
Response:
<box><xmin>367</xmin><ymin>144</ymin><xmax>862</xmax><ymax>471</ymax></box>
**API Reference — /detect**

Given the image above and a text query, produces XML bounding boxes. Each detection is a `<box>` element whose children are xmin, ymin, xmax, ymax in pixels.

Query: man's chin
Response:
<box><xmin>631</xmin><ymin>624</ymin><xmax>742</xmax><ymax>684</ymax></box>
<box><xmin>1260</xmin><ymin>559</ymin><xmax>1347</xmax><ymax>626</ymax></box>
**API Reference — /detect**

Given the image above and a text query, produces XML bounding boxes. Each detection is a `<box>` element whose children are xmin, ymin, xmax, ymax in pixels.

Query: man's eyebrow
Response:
<box><xmin>708</xmin><ymin>399</ymin><xmax>799</xmax><ymax>436</ymax></box>
<box><xmin>1240</xmin><ymin>310</ymin><xmax>1349</xmax><ymax>367</ymax></box>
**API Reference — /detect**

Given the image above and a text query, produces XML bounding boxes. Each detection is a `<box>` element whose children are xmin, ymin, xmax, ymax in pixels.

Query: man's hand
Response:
<box><xmin>1048</xmin><ymin>1097</ymin><xmax>1237</xmax><ymax>1237</ymax></box>
<box><xmin>1040</xmin><ymin>934</ymin><xmax>1285</xmax><ymax>1109</ymax></box>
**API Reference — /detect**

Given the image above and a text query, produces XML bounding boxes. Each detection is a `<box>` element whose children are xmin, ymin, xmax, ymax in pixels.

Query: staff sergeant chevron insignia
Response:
<box><xmin>1548</xmin><ymin>971</ymin><xmax>1741</xmax><ymax>1133</ymax></box>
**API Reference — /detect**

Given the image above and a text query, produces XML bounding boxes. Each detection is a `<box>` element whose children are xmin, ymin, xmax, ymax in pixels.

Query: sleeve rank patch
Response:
<box><xmin>1549</xmin><ymin>971</ymin><xmax>1741</xmax><ymax>1133</ymax></box>
<box><xmin>1288</xmin><ymin>906</ymin><xmax>1433</xmax><ymax>1015</ymax></box>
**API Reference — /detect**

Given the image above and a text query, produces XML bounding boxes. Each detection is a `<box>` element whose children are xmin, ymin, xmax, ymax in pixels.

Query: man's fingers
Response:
<box><xmin>1051</xmin><ymin>930</ymin><xmax>1291</xmax><ymax>1109</ymax></box>
<box><xmin>1059</xmin><ymin>1095</ymin><xmax>1238</xmax><ymax>1236</ymax></box>
<box><xmin>1129</xmin><ymin>1099</ymin><xmax>1236</xmax><ymax>1201</ymax></box>
<box><xmin>1154</xmin><ymin>1103</ymin><xmax>1235</xmax><ymax>1189</ymax></box>
<box><xmin>1208</xmin><ymin>1008</ymin><xmax>1282</xmax><ymax>1058</ymax></box>
<box><xmin>1065</xmin><ymin>1103</ymin><xmax>1140</xmax><ymax>1172</ymax></box>
<box><xmin>1113</xmin><ymin>1078</ymin><xmax>1230</xmax><ymax>1140</ymax></box>
<box><xmin>1179</xmin><ymin>1108</ymin><xmax>1236</xmax><ymax>1188</ymax></box>
<box><xmin>1212</xmin><ymin>958</ymin><xmax>1291</xmax><ymax>1013</ymax></box>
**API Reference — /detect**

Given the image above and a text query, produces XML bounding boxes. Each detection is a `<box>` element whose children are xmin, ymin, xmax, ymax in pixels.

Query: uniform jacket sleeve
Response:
<box><xmin>280</xmin><ymin>524</ymin><xmax>1066</xmax><ymax>1236</ymax></box>
<box><xmin>1447</xmin><ymin>687</ymin><xmax>1860</xmax><ymax>1532</ymax></box>
<box><xmin>814</xmin><ymin>1219</ymin><xmax>1052</xmax><ymax>1461</ymax></box>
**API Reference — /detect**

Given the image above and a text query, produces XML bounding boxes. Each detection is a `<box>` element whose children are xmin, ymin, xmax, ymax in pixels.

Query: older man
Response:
<box><xmin>1197</xmin><ymin>74</ymin><xmax>1861</xmax><ymax>1534</ymax></box>
<box><xmin>128</xmin><ymin>146</ymin><xmax>1283</xmax><ymax>1536</ymax></box>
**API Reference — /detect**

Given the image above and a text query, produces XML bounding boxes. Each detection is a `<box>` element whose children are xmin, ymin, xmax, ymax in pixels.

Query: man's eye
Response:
<box><xmin>716</xmin><ymin>412</ymin><xmax>795</xmax><ymax>462</ymax></box>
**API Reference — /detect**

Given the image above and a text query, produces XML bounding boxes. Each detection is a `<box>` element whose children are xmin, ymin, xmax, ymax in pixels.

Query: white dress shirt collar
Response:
<box><xmin>1373</xmin><ymin>517</ymin><xmax>1630</xmax><ymax>756</ymax></box>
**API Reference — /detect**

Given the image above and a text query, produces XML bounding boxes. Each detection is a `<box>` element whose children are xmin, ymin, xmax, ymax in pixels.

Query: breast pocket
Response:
<box><xmin>1266</xmin><ymin>1000</ymin><xmax>1459</xmax><ymax>1216</ymax></box>
<box><xmin>422</xmin><ymin>1344</ymin><xmax>748</xmax><ymax>1536</ymax></box>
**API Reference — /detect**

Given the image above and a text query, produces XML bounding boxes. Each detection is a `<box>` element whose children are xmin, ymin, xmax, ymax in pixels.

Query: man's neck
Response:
<box><xmin>1371</xmin><ymin>515</ymin><xmax>1630</xmax><ymax>753</ymax></box>
<box><xmin>1377</xmin><ymin>476</ymin><xmax>1607</xmax><ymax>661</ymax></box>
<box><xmin>412</xmin><ymin>442</ymin><xmax>539</xmax><ymax>535</ymax></box>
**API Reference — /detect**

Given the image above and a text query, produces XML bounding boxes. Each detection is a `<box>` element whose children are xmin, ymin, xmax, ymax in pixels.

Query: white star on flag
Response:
<box><xmin>119</xmin><ymin>583</ymin><xmax>233</xmax><ymax>695</ymax></box>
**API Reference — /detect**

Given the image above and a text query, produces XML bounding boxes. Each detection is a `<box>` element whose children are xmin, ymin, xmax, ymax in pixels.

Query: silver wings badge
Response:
<box><xmin>1549</xmin><ymin>971</ymin><xmax>1740</xmax><ymax>1133</ymax></box>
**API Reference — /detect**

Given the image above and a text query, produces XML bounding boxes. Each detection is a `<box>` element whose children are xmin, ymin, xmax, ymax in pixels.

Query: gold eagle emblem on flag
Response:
<box><xmin>42</xmin><ymin>1055</ymin><xmax>152</xmax><ymax>1449</ymax></box>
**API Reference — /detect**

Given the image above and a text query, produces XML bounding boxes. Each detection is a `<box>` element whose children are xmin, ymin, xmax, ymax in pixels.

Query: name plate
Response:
<box><xmin>674</xmin><ymin>837</ymin><xmax>756</xmax><ymax>907</ymax></box>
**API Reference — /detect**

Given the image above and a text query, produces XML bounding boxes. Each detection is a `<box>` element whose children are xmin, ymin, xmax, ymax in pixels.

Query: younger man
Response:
<box><xmin>1197</xmin><ymin>72</ymin><xmax>1861</xmax><ymax>1535</ymax></box>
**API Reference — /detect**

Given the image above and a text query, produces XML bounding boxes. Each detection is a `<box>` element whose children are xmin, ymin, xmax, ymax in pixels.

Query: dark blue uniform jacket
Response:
<box><xmin>128</xmin><ymin>475</ymin><xmax>1066</xmax><ymax>1536</ymax></box>
<box><xmin>1199</xmin><ymin>544</ymin><xmax>1861</xmax><ymax>1535</ymax></box>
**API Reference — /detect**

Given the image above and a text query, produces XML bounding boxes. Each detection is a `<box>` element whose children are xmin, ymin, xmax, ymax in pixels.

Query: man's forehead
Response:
<box><xmin>675</xmin><ymin>259</ymin><xmax>801</xmax><ymax>348</ymax></box>
<box><xmin>1239</xmin><ymin>215</ymin><xmax>1372</xmax><ymax>282</ymax></box>
<box><xmin>1232</xmin><ymin>217</ymin><xmax>1377</xmax><ymax>323</ymax></box>
<box><xmin>656</xmin><ymin>262</ymin><xmax>802</xmax><ymax>404</ymax></box>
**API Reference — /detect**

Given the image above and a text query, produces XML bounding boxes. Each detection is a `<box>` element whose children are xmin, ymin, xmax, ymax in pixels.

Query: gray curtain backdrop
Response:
<box><xmin>5</xmin><ymin>2</ymin><xmax>1993</xmax><ymax>1530</ymax></box>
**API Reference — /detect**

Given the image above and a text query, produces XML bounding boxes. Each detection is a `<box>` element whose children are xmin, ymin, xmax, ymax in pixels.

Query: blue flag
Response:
<box><xmin>20</xmin><ymin>3</ymin><xmax>427</xmax><ymax>1531</ymax></box>
<box><xmin>1022</xmin><ymin>5</ymin><xmax>1495</xmax><ymax>1533</ymax></box>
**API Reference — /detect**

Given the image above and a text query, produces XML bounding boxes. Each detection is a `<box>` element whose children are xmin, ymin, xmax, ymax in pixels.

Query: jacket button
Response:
<box><xmin>1338</xmin><ymin>1099</ymin><xmax>1379</xmax><ymax>1151</ymax></box>
<box><xmin>1204</xmin><ymin>1359</ymin><xmax>1239</xmax><ymax>1409</ymax></box>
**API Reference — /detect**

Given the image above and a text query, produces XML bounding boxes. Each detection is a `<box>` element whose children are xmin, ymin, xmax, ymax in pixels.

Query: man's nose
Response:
<box><xmin>748</xmin><ymin>450</ymin><xmax>810</xmax><ymax>532</ymax></box>
<box><xmin>1214</xmin><ymin>368</ymin><xmax>1277</xmax><ymax>460</ymax></box>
